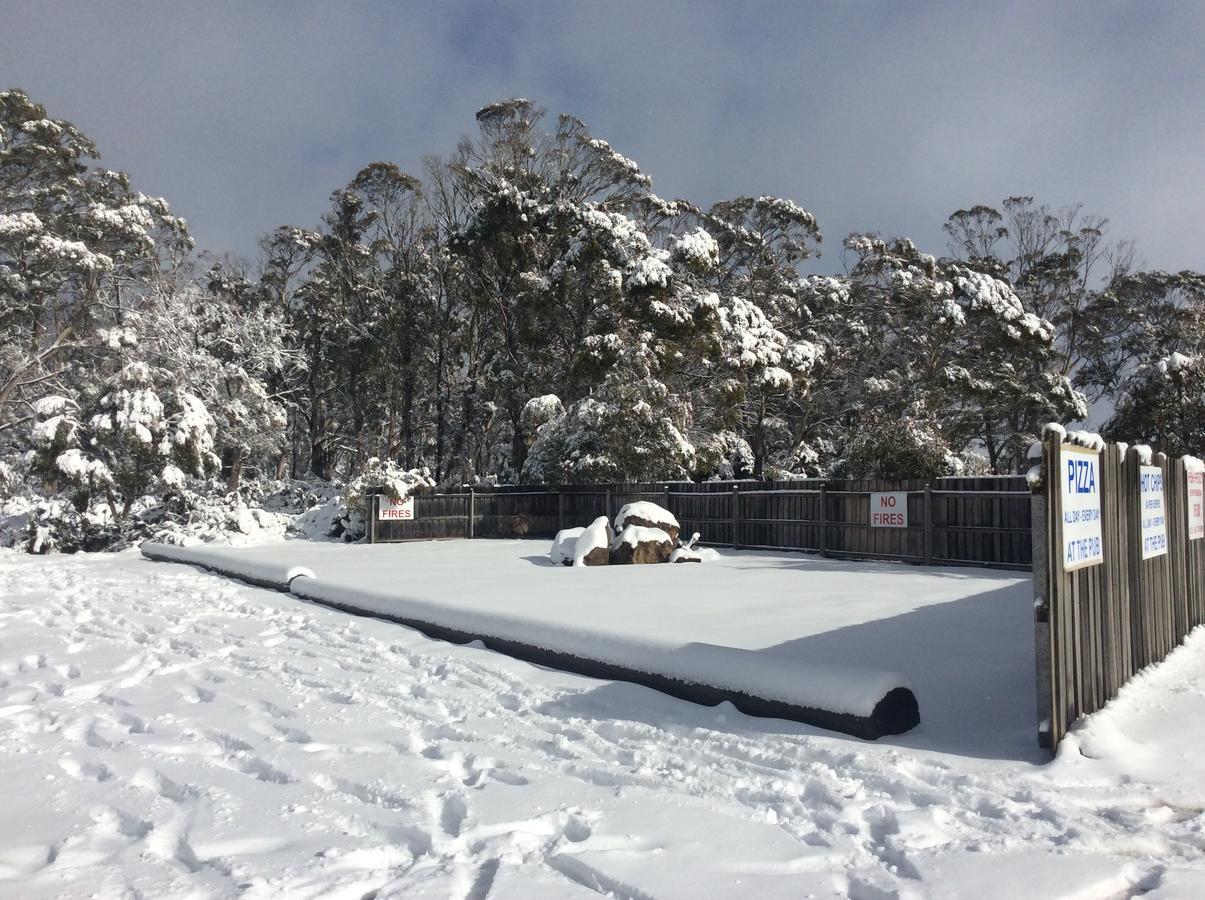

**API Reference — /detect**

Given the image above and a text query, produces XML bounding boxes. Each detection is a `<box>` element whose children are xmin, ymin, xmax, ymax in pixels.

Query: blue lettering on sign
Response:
<box><xmin>1066</xmin><ymin>536</ymin><xmax>1102</xmax><ymax>564</ymax></box>
<box><xmin>1066</xmin><ymin>459</ymin><xmax>1097</xmax><ymax>494</ymax></box>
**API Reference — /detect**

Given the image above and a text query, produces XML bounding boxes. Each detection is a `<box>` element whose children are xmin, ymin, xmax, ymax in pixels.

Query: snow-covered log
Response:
<box><xmin>140</xmin><ymin>541</ymin><xmax>314</xmax><ymax>591</ymax></box>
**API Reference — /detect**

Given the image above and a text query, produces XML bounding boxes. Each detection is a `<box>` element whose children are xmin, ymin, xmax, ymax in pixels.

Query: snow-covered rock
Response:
<box><xmin>669</xmin><ymin>546</ymin><xmax>702</xmax><ymax>563</ymax></box>
<box><xmin>549</xmin><ymin>526</ymin><xmax>584</xmax><ymax>566</ymax></box>
<box><xmin>610</xmin><ymin>524</ymin><xmax>673</xmax><ymax>565</ymax></box>
<box><xmin>572</xmin><ymin>516</ymin><xmax>612</xmax><ymax>567</ymax></box>
<box><xmin>614</xmin><ymin>501</ymin><xmax>679</xmax><ymax>543</ymax></box>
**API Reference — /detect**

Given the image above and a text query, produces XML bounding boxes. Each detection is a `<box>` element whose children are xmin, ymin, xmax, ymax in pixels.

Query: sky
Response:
<box><xmin>3</xmin><ymin>1</ymin><xmax>1203</xmax><ymax>275</ymax></box>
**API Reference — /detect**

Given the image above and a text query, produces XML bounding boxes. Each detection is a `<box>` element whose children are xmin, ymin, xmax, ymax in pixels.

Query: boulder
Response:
<box><xmin>578</xmin><ymin>545</ymin><xmax>611</xmax><ymax>566</ymax></box>
<box><xmin>614</xmin><ymin>501</ymin><xmax>680</xmax><ymax>544</ymax></box>
<box><xmin>573</xmin><ymin>516</ymin><xmax>613</xmax><ymax>567</ymax></box>
<box><xmin>610</xmin><ymin>524</ymin><xmax>673</xmax><ymax>564</ymax></box>
<box><xmin>669</xmin><ymin>547</ymin><xmax>702</xmax><ymax>563</ymax></box>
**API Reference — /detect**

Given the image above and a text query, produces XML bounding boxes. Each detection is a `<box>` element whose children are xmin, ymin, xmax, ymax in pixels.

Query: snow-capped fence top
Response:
<box><xmin>1032</xmin><ymin>432</ymin><xmax>1205</xmax><ymax>751</ymax></box>
<box><xmin>368</xmin><ymin>477</ymin><xmax>1032</xmax><ymax>570</ymax></box>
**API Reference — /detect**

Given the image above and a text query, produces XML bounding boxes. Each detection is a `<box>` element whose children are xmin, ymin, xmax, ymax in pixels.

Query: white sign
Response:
<box><xmin>378</xmin><ymin>495</ymin><xmax>415</xmax><ymax>521</ymax></box>
<box><xmin>869</xmin><ymin>492</ymin><xmax>908</xmax><ymax>528</ymax></box>
<box><xmin>1139</xmin><ymin>465</ymin><xmax>1168</xmax><ymax>559</ymax></box>
<box><xmin>1188</xmin><ymin>469</ymin><xmax>1204</xmax><ymax>541</ymax></box>
<box><xmin>1060</xmin><ymin>445</ymin><xmax>1104</xmax><ymax>570</ymax></box>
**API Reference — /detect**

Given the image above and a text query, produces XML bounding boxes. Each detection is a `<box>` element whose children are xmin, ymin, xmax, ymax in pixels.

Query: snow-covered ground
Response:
<box><xmin>2</xmin><ymin>546</ymin><xmax>1205</xmax><ymax>898</ymax></box>
<box><xmin>144</xmin><ymin>540</ymin><xmax>1031</xmax><ymax>739</ymax></box>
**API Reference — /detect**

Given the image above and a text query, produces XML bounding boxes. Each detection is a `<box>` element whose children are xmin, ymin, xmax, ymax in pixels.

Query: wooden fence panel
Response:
<box><xmin>368</xmin><ymin>477</ymin><xmax>1032</xmax><ymax>569</ymax></box>
<box><xmin>1038</xmin><ymin>439</ymin><xmax>1203</xmax><ymax>750</ymax></box>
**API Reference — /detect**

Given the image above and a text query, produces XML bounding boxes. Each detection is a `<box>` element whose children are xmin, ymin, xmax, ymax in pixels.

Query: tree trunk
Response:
<box><xmin>226</xmin><ymin>455</ymin><xmax>243</xmax><ymax>492</ymax></box>
<box><xmin>509</xmin><ymin>404</ymin><xmax>527</xmax><ymax>477</ymax></box>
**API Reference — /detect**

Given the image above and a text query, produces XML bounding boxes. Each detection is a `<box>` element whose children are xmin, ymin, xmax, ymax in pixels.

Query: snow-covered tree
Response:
<box><xmin>1106</xmin><ymin>353</ymin><xmax>1205</xmax><ymax>457</ymax></box>
<box><xmin>30</xmin><ymin>361</ymin><xmax>219</xmax><ymax>517</ymax></box>
<box><xmin>0</xmin><ymin>89</ymin><xmax>190</xmax><ymax>441</ymax></box>
<box><xmin>523</xmin><ymin>363</ymin><xmax>695</xmax><ymax>484</ymax></box>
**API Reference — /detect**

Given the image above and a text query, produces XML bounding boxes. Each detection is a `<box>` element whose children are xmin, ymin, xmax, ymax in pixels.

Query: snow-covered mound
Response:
<box><xmin>549</xmin><ymin>526</ymin><xmax>584</xmax><ymax>565</ymax></box>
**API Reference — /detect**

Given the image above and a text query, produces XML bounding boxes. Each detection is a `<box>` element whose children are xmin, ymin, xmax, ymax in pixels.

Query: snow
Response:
<box><xmin>610</xmin><ymin>524</ymin><xmax>671</xmax><ymax>549</ymax></box>
<box><xmin>4</xmin><ymin>547</ymin><xmax>1205</xmax><ymax>897</ymax></box>
<box><xmin>158</xmin><ymin>464</ymin><xmax>186</xmax><ymax>490</ymax></box>
<box><xmin>1067</xmin><ymin>429</ymin><xmax>1106</xmax><ymax>451</ymax></box>
<box><xmin>141</xmin><ymin>541</ymin><xmax>315</xmax><ymax>588</ymax></box>
<box><xmin>668</xmin><ymin>546</ymin><xmax>719</xmax><ymax>564</ymax></box>
<box><xmin>137</xmin><ymin>540</ymin><xmax>1033</xmax><ymax>734</ymax></box>
<box><xmin>1042</xmin><ymin>422</ymin><xmax>1067</xmax><ymax>440</ymax></box>
<box><xmin>548</xmin><ymin>527</ymin><xmax>583</xmax><ymax>565</ymax></box>
<box><xmin>1134</xmin><ymin>444</ymin><xmax>1155</xmax><ymax>465</ymax></box>
<box><xmin>54</xmin><ymin>448</ymin><xmax>111</xmax><ymax>485</ymax></box>
<box><xmin>670</xmin><ymin>227</ymin><xmax>719</xmax><ymax>269</ymax></box>
<box><xmin>614</xmin><ymin>500</ymin><xmax>678</xmax><ymax>534</ymax></box>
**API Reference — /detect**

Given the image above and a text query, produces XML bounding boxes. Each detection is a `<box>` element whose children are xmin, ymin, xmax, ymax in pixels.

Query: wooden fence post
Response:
<box><xmin>1031</xmin><ymin>453</ymin><xmax>1052</xmax><ymax>749</ymax></box>
<box><xmin>468</xmin><ymin>489</ymin><xmax>475</xmax><ymax>539</ymax></box>
<box><xmin>819</xmin><ymin>483</ymin><xmax>828</xmax><ymax>558</ymax></box>
<box><xmin>369</xmin><ymin>494</ymin><xmax>377</xmax><ymax>545</ymax></box>
<box><xmin>605</xmin><ymin>488</ymin><xmax>612</xmax><ymax>526</ymax></box>
<box><xmin>923</xmin><ymin>484</ymin><xmax>934</xmax><ymax>565</ymax></box>
<box><xmin>731</xmin><ymin>485</ymin><xmax>740</xmax><ymax>550</ymax></box>
<box><xmin>557</xmin><ymin>489</ymin><xmax>564</xmax><ymax>532</ymax></box>
<box><xmin>663</xmin><ymin>484</ymin><xmax>670</xmax><ymax>513</ymax></box>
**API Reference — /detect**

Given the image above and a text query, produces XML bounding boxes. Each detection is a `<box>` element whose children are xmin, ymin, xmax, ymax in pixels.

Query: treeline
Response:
<box><xmin>2</xmin><ymin>90</ymin><xmax>1203</xmax><ymax>514</ymax></box>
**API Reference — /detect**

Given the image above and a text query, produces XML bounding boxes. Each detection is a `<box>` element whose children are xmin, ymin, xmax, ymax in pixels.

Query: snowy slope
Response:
<box><xmin>2</xmin><ymin>549</ymin><xmax>1205</xmax><ymax>898</ymax></box>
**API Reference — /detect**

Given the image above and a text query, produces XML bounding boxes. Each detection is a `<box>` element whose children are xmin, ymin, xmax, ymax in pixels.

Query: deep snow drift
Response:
<box><xmin>2</xmin><ymin>546</ymin><xmax>1205</xmax><ymax>898</ymax></box>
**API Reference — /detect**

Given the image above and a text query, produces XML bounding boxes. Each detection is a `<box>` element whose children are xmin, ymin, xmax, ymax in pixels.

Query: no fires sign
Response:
<box><xmin>870</xmin><ymin>492</ymin><xmax>908</xmax><ymax>528</ymax></box>
<box><xmin>378</xmin><ymin>495</ymin><xmax>415</xmax><ymax>521</ymax></box>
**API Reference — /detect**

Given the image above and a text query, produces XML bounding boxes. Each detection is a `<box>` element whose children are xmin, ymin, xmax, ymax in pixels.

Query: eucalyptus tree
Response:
<box><xmin>0</xmin><ymin>89</ymin><xmax>190</xmax><ymax>440</ymax></box>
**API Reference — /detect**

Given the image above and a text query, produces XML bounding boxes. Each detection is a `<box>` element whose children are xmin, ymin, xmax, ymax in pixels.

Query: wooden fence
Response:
<box><xmin>1033</xmin><ymin>435</ymin><xmax>1205</xmax><ymax>749</ymax></box>
<box><xmin>369</xmin><ymin>476</ymin><xmax>1032</xmax><ymax>569</ymax></box>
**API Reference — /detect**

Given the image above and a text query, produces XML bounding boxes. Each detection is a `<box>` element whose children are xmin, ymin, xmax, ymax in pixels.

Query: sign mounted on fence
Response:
<box><xmin>378</xmin><ymin>495</ymin><xmax>415</xmax><ymax>521</ymax></box>
<box><xmin>1188</xmin><ymin>468</ymin><xmax>1204</xmax><ymax>541</ymax></box>
<box><xmin>1139</xmin><ymin>466</ymin><xmax>1168</xmax><ymax>559</ymax></box>
<box><xmin>869</xmin><ymin>492</ymin><xmax>908</xmax><ymax>528</ymax></box>
<box><xmin>1060</xmin><ymin>445</ymin><xmax>1104</xmax><ymax>570</ymax></box>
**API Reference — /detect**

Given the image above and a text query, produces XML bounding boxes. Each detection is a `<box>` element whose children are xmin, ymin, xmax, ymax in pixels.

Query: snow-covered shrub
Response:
<box><xmin>29</xmin><ymin>363</ymin><xmax>221</xmax><ymax>518</ymax></box>
<box><xmin>341</xmin><ymin>457</ymin><xmax>434</xmax><ymax>540</ymax></box>
<box><xmin>838</xmin><ymin>415</ymin><xmax>963</xmax><ymax>480</ymax></box>
<box><xmin>519</xmin><ymin>394</ymin><xmax>564</xmax><ymax>445</ymax></box>
<box><xmin>523</xmin><ymin>372</ymin><xmax>695</xmax><ymax>483</ymax></box>
<box><xmin>692</xmin><ymin>430</ymin><xmax>755</xmax><ymax>480</ymax></box>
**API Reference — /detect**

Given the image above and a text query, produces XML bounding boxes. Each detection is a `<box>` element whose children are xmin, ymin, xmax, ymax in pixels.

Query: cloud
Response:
<box><xmin>2</xmin><ymin>0</ymin><xmax>1202</xmax><ymax>273</ymax></box>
